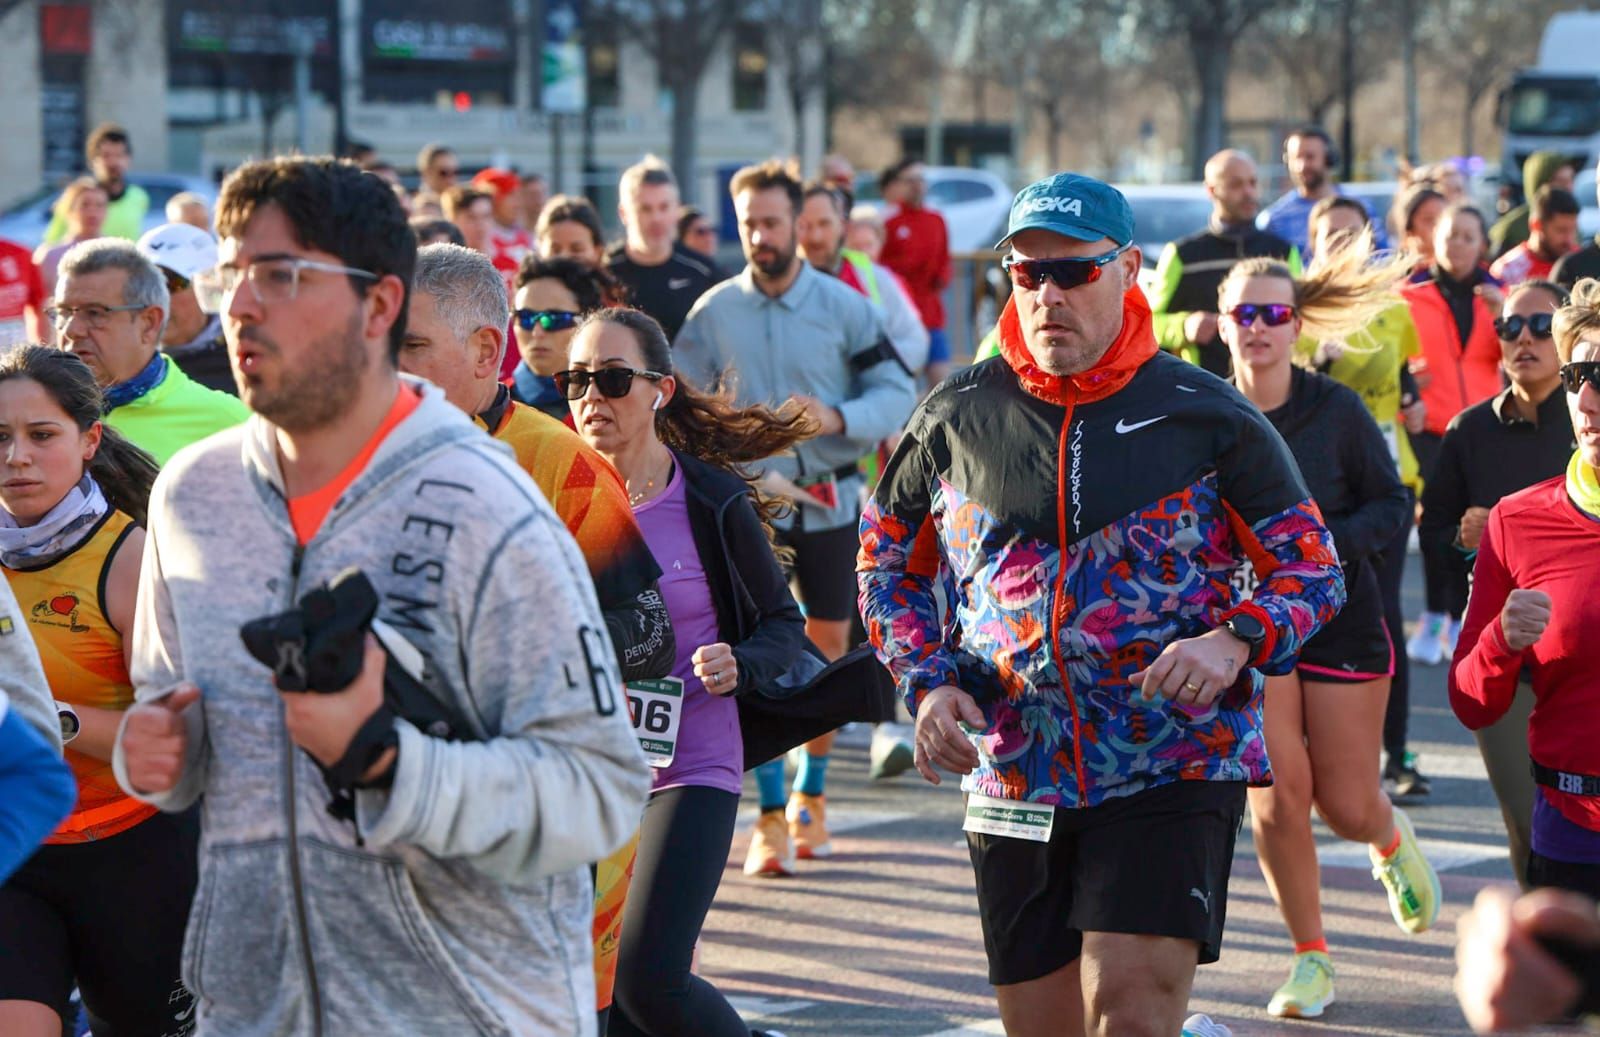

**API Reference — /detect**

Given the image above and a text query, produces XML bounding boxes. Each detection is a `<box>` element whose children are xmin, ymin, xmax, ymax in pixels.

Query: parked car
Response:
<box><xmin>0</xmin><ymin>174</ymin><xmax>218</xmax><ymax>248</ymax></box>
<box><xmin>1340</xmin><ymin>180</ymin><xmax>1401</xmax><ymax>237</ymax></box>
<box><xmin>854</xmin><ymin>166</ymin><xmax>1013</xmax><ymax>253</ymax></box>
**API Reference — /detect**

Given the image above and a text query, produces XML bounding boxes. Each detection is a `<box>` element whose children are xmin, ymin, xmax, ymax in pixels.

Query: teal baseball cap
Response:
<box><xmin>995</xmin><ymin>173</ymin><xmax>1135</xmax><ymax>251</ymax></box>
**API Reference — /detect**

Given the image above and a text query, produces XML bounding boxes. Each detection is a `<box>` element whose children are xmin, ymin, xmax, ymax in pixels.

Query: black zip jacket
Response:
<box><xmin>1150</xmin><ymin>221</ymin><xmax>1299</xmax><ymax>376</ymax></box>
<box><xmin>1419</xmin><ymin>386</ymin><xmax>1576</xmax><ymax>563</ymax></box>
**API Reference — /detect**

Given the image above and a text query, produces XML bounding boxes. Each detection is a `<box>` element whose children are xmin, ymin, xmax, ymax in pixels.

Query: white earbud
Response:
<box><xmin>652</xmin><ymin>390</ymin><xmax>664</xmax><ymax>411</ymax></box>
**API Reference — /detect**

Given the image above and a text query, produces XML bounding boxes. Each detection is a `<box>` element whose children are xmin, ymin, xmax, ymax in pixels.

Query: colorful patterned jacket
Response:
<box><xmin>858</xmin><ymin>289</ymin><xmax>1346</xmax><ymax>807</ymax></box>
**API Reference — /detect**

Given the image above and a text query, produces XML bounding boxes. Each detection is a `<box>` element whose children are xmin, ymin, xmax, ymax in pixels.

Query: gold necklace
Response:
<box><xmin>628</xmin><ymin>452</ymin><xmax>672</xmax><ymax>505</ymax></box>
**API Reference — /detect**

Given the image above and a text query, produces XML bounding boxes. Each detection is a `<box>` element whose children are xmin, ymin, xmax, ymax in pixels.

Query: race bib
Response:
<box><xmin>962</xmin><ymin>793</ymin><xmax>1055</xmax><ymax>842</ymax></box>
<box><xmin>626</xmin><ymin>677</ymin><xmax>683</xmax><ymax>768</ymax></box>
<box><xmin>1229</xmin><ymin>557</ymin><xmax>1259</xmax><ymax>600</ymax></box>
<box><xmin>1378</xmin><ymin>419</ymin><xmax>1402</xmax><ymax>470</ymax></box>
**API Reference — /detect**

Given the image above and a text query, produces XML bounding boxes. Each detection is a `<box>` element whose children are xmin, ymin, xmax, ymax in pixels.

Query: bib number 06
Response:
<box><xmin>625</xmin><ymin>677</ymin><xmax>684</xmax><ymax>768</ymax></box>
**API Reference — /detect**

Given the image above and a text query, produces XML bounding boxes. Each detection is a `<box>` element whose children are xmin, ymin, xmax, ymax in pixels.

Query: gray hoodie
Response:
<box><xmin>0</xmin><ymin>576</ymin><xmax>59</xmax><ymax>751</ymax></box>
<box><xmin>112</xmin><ymin>379</ymin><xmax>650</xmax><ymax>1037</ymax></box>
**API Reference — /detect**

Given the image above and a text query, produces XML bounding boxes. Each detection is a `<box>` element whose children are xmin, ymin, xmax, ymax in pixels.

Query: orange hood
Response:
<box><xmin>997</xmin><ymin>287</ymin><xmax>1158</xmax><ymax>407</ymax></box>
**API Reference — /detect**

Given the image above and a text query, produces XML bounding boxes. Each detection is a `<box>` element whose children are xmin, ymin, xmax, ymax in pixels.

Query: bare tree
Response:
<box><xmin>591</xmin><ymin>0</ymin><xmax>750</xmax><ymax>203</ymax></box>
<box><xmin>1248</xmin><ymin>0</ymin><xmax>1397</xmax><ymax>125</ymax></box>
<box><xmin>1419</xmin><ymin>0</ymin><xmax>1568</xmax><ymax>156</ymax></box>
<box><xmin>1128</xmin><ymin>0</ymin><xmax>1291</xmax><ymax>177</ymax></box>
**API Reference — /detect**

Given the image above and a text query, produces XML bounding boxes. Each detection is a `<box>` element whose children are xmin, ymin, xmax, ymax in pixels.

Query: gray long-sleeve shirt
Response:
<box><xmin>675</xmin><ymin>262</ymin><xmax>917</xmax><ymax>530</ymax></box>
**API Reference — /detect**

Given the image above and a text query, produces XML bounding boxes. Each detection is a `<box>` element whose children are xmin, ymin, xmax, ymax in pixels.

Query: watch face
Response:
<box><xmin>1229</xmin><ymin>614</ymin><xmax>1266</xmax><ymax>642</ymax></box>
<box><xmin>58</xmin><ymin>710</ymin><xmax>81</xmax><ymax>743</ymax></box>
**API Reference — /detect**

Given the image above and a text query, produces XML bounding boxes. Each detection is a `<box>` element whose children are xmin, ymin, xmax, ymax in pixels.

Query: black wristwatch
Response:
<box><xmin>1223</xmin><ymin>613</ymin><xmax>1268</xmax><ymax>663</ymax></box>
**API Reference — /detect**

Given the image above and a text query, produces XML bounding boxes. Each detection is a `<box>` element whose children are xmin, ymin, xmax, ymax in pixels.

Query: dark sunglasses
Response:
<box><xmin>1494</xmin><ymin>313</ymin><xmax>1555</xmax><ymax>340</ymax></box>
<box><xmin>1559</xmin><ymin>361</ymin><xmax>1600</xmax><ymax>394</ymax></box>
<box><xmin>515</xmin><ymin>308</ymin><xmax>581</xmax><ymax>332</ymax></box>
<box><xmin>1002</xmin><ymin>243</ymin><xmax>1130</xmax><ymax>291</ymax></box>
<box><xmin>553</xmin><ymin>366</ymin><xmax>665</xmax><ymax>401</ymax></box>
<box><xmin>161</xmin><ymin>268</ymin><xmax>191</xmax><ymax>294</ymax></box>
<box><xmin>1226</xmin><ymin>303</ymin><xmax>1298</xmax><ymax>328</ymax></box>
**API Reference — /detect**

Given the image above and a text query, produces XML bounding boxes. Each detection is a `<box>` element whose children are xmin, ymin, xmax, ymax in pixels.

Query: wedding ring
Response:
<box><xmin>1184</xmin><ymin>681</ymin><xmax>1201</xmax><ymax>693</ymax></box>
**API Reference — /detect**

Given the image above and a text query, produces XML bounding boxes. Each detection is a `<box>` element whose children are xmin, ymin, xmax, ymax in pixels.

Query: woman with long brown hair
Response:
<box><xmin>564</xmin><ymin>306</ymin><xmax>814</xmax><ymax>1037</ymax></box>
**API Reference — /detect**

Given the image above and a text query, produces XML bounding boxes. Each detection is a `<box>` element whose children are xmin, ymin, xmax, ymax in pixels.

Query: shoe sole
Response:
<box><xmin>871</xmin><ymin>743</ymin><xmax>915</xmax><ymax>780</ymax></box>
<box><xmin>1268</xmin><ymin>994</ymin><xmax>1333</xmax><ymax>1019</ymax></box>
<box><xmin>744</xmin><ymin>859</ymin><xmax>796</xmax><ymax>878</ymax></box>
<box><xmin>795</xmin><ymin>843</ymin><xmax>832</xmax><ymax>860</ymax></box>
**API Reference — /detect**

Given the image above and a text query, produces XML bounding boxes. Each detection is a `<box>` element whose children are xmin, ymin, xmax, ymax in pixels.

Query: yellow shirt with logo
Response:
<box><xmin>3</xmin><ymin>509</ymin><xmax>154</xmax><ymax>843</ymax></box>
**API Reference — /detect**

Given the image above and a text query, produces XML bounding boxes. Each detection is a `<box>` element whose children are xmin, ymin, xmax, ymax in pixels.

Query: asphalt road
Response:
<box><xmin>695</xmin><ymin>557</ymin><xmax>1563</xmax><ymax>1037</ymax></box>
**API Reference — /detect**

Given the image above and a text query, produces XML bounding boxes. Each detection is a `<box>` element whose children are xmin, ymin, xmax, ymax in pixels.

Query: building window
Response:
<box><xmin>732</xmin><ymin>24</ymin><xmax>766</xmax><ymax>112</ymax></box>
<box><xmin>587</xmin><ymin>23</ymin><xmax>620</xmax><ymax>109</ymax></box>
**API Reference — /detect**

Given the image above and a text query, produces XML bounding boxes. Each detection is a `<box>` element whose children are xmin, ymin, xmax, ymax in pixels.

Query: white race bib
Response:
<box><xmin>962</xmin><ymin>793</ymin><xmax>1056</xmax><ymax>842</ymax></box>
<box><xmin>626</xmin><ymin>677</ymin><xmax>684</xmax><ymax>768</ymax></box>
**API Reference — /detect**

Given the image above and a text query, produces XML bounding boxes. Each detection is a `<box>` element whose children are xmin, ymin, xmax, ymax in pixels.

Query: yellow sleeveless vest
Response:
<box><xmin>5</xmin><ymin>509</ymin><xmax>155</xmax><ymax>843</ymax></box>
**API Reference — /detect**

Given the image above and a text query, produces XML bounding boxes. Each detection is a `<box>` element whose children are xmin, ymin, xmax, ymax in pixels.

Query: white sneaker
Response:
<box><xmin>1406</xmin><ymin>611</ymin><xmax>1446</xmax><ymax>665</ymax></box>
<box><xmin>1442</xmin><ymin>616</ymin><xmax>1461</xmax><ymax>658</ymax></box>
<box><xmin>1181</xmin><ymin>1014</ymin><xmax>1233</xmax><ymax>1037</ymax></box>
<box><xmin>870</xmin><ymin>722</ymin><xmax>915</xmax><ymax>780</ymax></box>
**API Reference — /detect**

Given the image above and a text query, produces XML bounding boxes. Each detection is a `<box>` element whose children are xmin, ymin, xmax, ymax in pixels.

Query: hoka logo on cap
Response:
<box><xmin>1021</xmin><ymin>195</ymin><xmax>1083</xmax><ymax>216</ymax></box>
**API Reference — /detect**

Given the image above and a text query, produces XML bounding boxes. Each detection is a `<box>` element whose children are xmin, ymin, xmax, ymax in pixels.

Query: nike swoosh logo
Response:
<box><xmin>1115</xmin><ymin>416</ymin><xmax>1168</xmax><ymax>434</ymax></box>
<box><xmin>668</xmin><ymin>278</ymin><xmax>692</xmax><ymax>290</ymax></box>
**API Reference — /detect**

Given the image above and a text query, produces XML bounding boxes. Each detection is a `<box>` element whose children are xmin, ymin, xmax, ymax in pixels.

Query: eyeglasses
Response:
<box><xmin>193</xmin><ymin>257</ymin><xmax>378</xmax><ymax>312</ymax></box>
<box><xmin>437</xmin><ymin>166</ymin><xmax>460</xmax><ymax>179</ymax></box>
<box><xmin>553</xmin><ymin>366</ymin><xmax>665</xmax><ymax>401</ymax></box>
<box><xmin>1002</xmin><ymin>244</ymin><xmax>1131</xmax><ymax>291</ymax></box>
<box><xmin>515</xmin><ymin>308</ymin><xmax>581</xmax><ymax>333</ymax></box>
<box><xmin>1494</xmin><ymin>313</ymin><xmax>1555</xmax><ymax>341</ymax></box>
<box><xmin>1559</xmin><ymin>360</ymin><xmax>1600</xmax><ymax>394</ymax></box>
<box><xmin>1225</xmin><ymin>303</ymin><xmax>1299</xmax><ymax>328</ymax></box>
<box><xmin>45</xmin><ymin>303</ymin><xmax>148</xmax><ymax>329</ymax></box>
<box><xmin>160</xmin><ymin>268</ymin><xmax>191</xmax><ymax>295</ymax></box>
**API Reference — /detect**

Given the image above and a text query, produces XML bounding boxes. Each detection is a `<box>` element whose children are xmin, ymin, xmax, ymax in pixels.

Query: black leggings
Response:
<box><xmin>0</xmin><ymin>808</ymin><xmax>198</xmax><ymax>1036</ymax></box>
<box><xmin>1412</xmin><ymin>432</ymin><xmax>1468</xmax><ymax>617</ymax></box>
<box><xmin>607</xmin><ymin>785</ymin><xmax>749</xmax><ymax>1037</ymax></box>
<box><xmin>1380</xmin><ymin>489</ymin><xmax>1415</xmax><ymax>757</ymax></box>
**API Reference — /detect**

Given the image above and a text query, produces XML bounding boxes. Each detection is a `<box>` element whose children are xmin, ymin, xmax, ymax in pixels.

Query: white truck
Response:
<box><xmin>1498</xmin><ymin>11</ymin><xmax>1600</xmax><ymax>189</ymax></box>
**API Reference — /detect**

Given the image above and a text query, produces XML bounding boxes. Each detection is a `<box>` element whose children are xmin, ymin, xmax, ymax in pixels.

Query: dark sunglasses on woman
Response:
<box><xmin>1494</xmin><ymin>313</ymin><xmax>1555</xmax><ymax>341</ymax></box>
<box><xmin>1559</xmin><ymin>360</ymin><xmax>1600</xmax><ymax>394</ymax></box>
<box><xmin>515</xmin><ymin>308</ymin><xmax>581</xmax><ymax>332</ymax></box>
<box><xmin>1226</xmin><ymin>303</ymin><xmax>1298</xmax><ymax>328</ymax></box>
<box><xmin>553</xmin><ymin>366</ymin><xmax>666</xmax><ymax>401</ymax></box>
<box><xmin>1001</xmin><ymin>243</ymin><xmax>1130</xmax><ymax>291</ymax></box>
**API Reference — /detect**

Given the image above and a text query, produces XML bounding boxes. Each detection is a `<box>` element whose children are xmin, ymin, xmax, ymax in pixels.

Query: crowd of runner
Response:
<box><xmin>0</xmin><ymin>118</ymin><xmax>1595</xmax><ymax>1037</ymax></box>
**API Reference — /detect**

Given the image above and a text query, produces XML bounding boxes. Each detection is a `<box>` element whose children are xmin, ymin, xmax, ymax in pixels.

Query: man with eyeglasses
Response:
<box><xmin>676</xmin><ymin>159</ymin><xmax>915</xmax><ymax>876</ymax></box>
<box><xmin>398</xmin><ymin>243</ymin><xmax>673</xmax><ymax>1030</ymax></box>
<box><xmin>52</xmin><ymin>239</ymin><xmax>245</xmax><ymax>464</ymax></box>
<box><xmin>137</xmin><ymin>223</ymin><xmax>237</xmax><ymax>396</ymax></box>
<box><xmin>115</xmin><ymin>156</ymin><xmax>649</xmax><ymax>1036</ymax></box>
<box><xmin>859</xmin><ymin>173</ymin><xmax>1345</xmax><ymax>1037</ymax></box>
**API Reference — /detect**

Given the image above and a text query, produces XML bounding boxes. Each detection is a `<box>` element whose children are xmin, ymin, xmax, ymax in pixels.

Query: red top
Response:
<box><xmin>489</xmin><ymin>227</ymin><xmax>533</xmax><ymax>378</ymax></box>
<box><xmin>1401</xmin><ymin>278</ymin><xmax>1505</xmax><ymax>436</ymax></box>
<box><xmin>880</xmin><ymin>204</ymin><xmax>951</xmax><ymax>331</ymax></box>
<box><xmin>1449</xmin><ymin>474</ymin><xmax>1600</xmax><ymax>833</ymax></box>
<box><xmin>0</xmin><ymin>238</ymin><xmax>43</xmax><ymax>346</ymax></box>
<box><xmin>288</xmin><ymin>384</ymin><xmax>421</xmax><ymax>545</ymax></box>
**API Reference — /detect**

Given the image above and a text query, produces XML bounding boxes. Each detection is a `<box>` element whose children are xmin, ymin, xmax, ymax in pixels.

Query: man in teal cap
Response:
<box><xmin>858</xmin><ymin>173</ymin><xmax>1347</xmax><ymax>1035</ymax></box>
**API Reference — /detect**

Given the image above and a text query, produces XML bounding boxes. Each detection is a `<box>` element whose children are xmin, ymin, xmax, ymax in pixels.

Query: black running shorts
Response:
<box><xmin>776</xmin><ymin>521</ymin><xmax>862</xmax><ymax>623</ymax></box>
<box><xmin>1296</xmin><ymin>560</ymin><xmax>1393</xmax><ymax>684</ymax></box>
<box><xmin>967</xmin><ymin>779</ymin><xmax>1246</xmax><ymax>986</ymax></box>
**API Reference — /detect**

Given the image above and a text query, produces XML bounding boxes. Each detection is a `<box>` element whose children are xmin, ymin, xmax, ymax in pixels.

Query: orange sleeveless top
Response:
<box><xmin>4</xmin><ymin>509</ymin><xmax>155</xmax><ymax>843</ymax></box>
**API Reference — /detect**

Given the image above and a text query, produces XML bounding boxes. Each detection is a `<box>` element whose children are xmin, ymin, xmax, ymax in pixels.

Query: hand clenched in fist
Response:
<box><xmin>120</xmin><ymin>683</ymin><xmax>200</xmax><ymax>794</ymax></box>
<box><xmin>1499</xmin><ymin>589</ymin><xmax>1552</xmax><ymax>652</ymax></box>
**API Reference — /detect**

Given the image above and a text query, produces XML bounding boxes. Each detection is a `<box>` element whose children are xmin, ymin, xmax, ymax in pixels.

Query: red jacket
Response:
<box><xmin>881</xmin><ymin>205</ymin><xmax>951</xmax><ymax>331</ymax></box>
<box><xmin>1450</xmin><ymin>476</ymin><xmax>1600</xmax><ymax>833</ymax></box>
<box><xmin>1401</xmin><ymin>278</ymin><xmax>1504</xmax><ymax>437</ymax></box>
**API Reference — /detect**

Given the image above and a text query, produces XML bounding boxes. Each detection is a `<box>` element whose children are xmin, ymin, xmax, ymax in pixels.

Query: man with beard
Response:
<box><xmin>115</xmin><ymin>156</ymin><xmax>649</xmax><ymax>1035</ymax></box>
<box><xmin>44</xmin><ymin>124</ymin><xmax>149</xmax><ymax>245</ymax></box>
<box><xmin>1262</xmin><ymin>126</ymin><xmax>1383</xmax><ymax>258</ymax></box>
<box><xmin>676</xmin><ymin>160</ymin><xmax>916</xmax><ymax>875</ymax></box>
<box><xmin>1150</xmin><ymin>149</ymin><xmax>1300</xmax><ymax>377</ymax></box>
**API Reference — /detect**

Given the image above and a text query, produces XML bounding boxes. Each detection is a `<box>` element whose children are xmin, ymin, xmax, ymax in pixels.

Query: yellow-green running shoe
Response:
<box><xmin>1369</xmin><ymin>807</ymin><xmax>1442</xmax><ymax>933</ymax></box>
<box><xmin>1267</xmin><ymin>950</ymin><xmax>1335</xmax><ymax>1018</ymax></box>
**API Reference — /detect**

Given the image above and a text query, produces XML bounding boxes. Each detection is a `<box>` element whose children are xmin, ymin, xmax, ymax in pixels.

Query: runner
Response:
<box><xmin>1552</xmin><ymin>157</ymin><xmax>1600</xmax><ymax>290</ymax></box>
<box><xmin>858</xmin><ymin>172</ymin><xmax>1347</xmax><ymax>1037</ymax></box>
<box><xmin>1403</xmin><ymin>204</ymin><xmax>1506</xmax><ymax>666</ymax></box>
<box><xmin>411</xmin><ymin>142</ymin><xmax>459</xmax><ymax>218</ymax></box>
<box><xmin>510</xmin><ymin>256</ymin><xmax>624</xmax><ymax>422</ymax></box>
<box><xmin>1261</xmin><ymin>126</ymin><xmax>1384</xmax><ymax>257</ymax></box>
<box><xmin>1490</xmin><ymin>187</ymin><xmax>1580</xmax><ymax>288</ymax></box>
<box><xmin>410</xmin><ymin>218</ymin><xmax>463</xmax><ymax>248</ymax></box>
<box><xmin>677</xmin><ymin>206</ymin><xmax>719</xmax><ymax>260</ymax></box>
<box><xmin>34</xmin><ymin>178</ymin><xmax>107</xmax><ymax>300</ymax></box>
<box><xmin>566</xmin><ymin>307</ymin><xmax>811</xmax><ymax>1037</ymax></box>
<box><xmin>1303</xmin><ymin>197</ymin><xmax>1431</xmax><ymax>798</ymax></box>
<box><xmin>0</xmin><ymin>234</ymin><xmax>45</xmax><ymax>349</ymax></box>
<box><xmin>114</xmin><ymin>156</ymin><xmax>649</xmax><ymax>1035</ymax></box>
<box><xmin>165</xmin><ymin>192</ymin><xmax>211</xmax><ymax>231</ymax></box>
<box><xmin>676</xmin><ymin>159</ymin><xmax>915</xmax><ymax>875</ymax></box>
<box><xmin>0</xmin><ymin>346</ymin><xmax>198</xmax><ymax>1037</ymax></box>
<box><xmin>1449</xmin><ymin>277</ymin><xmax>1600</xmax><ymax>902</ymax></box>
<box><xmin>51</xmin><ymin>239</ymin><xmax>247</xmax><ymax>463</ymax></box>
<box><xmin>878</xmin><ymin>159</ymin><xmax>953</xmax><ymax>386</ymax></box>
<box><xmin>1150</xmin><ymin>149</ymin><xmax>1300</xmax><ymax>377</ymax></box>
<box><xmin>1396</xmin><ymin>186</ymin><xmax>1447</xmax><ymax>274</ymax></box>
<box><xmin>137</xmin><ymin>223</ymin><xmax>237</xmax><ymax>395</ymax></box>
<box><xmin>536</xmin><ymin>195</ymin><xmax>607</xmax><ymax>268</ymax></box>
<box><xmin>471</xmin><ymin>168</ymin><xmax>535</xmax><ymax>285</ymax></box>
<box><xmin>42</xmin><ymin>124</ymin><xmax>148</xmax><ymax>245</ymax></box>
<box><xmin>1489</xmin><ymin>151</ymin><xmax>1574</xmax><ymax>260</ymax></box>
<box><xmin>1421</xmin><ymin>280</ymin><xmax>1574</xmax><ymax>888</ymax></box>
<box><xmin>399</xmin><ymin>243</ymin><xmax>674</xmax><ymax>1030</ymax></box>
<box><xmin>1218</xmin><ymin>251</ymin><xmax>1440</xmax><ymax>1019</ymax></box>
<box><xmin>607</xmin><ymin>156</ymin><xmax>723</xmax><ymax>342</ymax></box>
